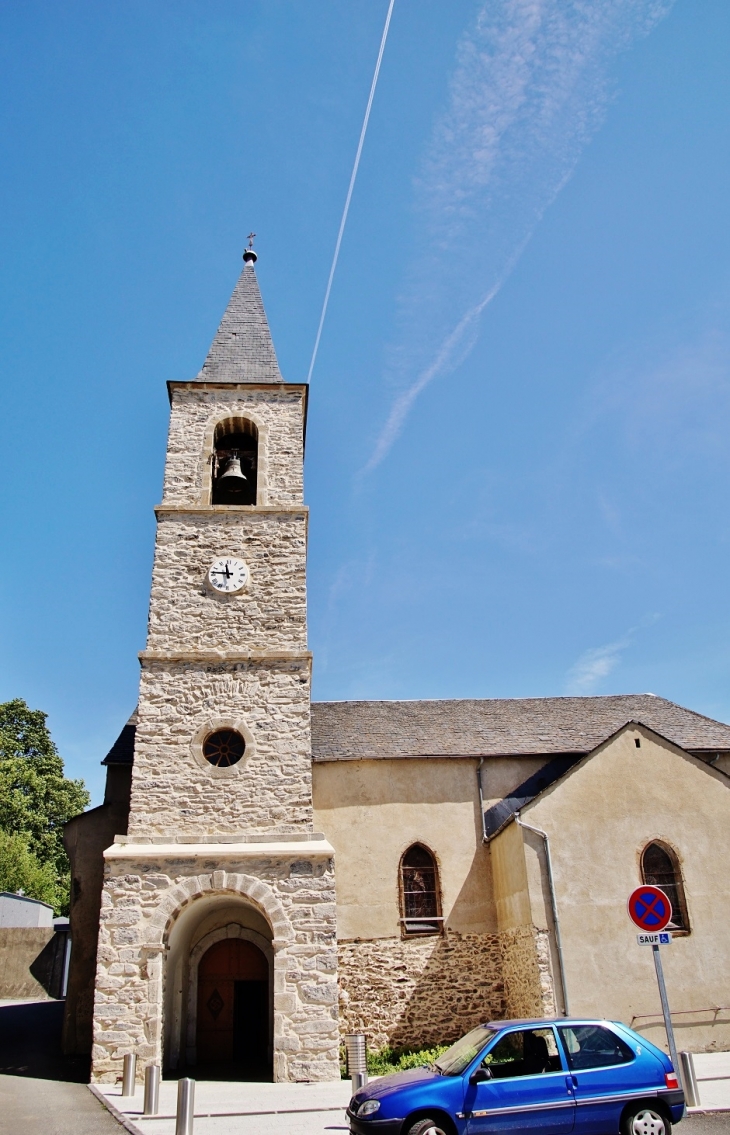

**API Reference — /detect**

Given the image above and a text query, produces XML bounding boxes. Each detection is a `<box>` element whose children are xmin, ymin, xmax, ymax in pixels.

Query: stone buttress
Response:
<box><xmin>90</xmin><ymin>251</ymin><xmax>339</xmax><ymax>1083</ymax></box>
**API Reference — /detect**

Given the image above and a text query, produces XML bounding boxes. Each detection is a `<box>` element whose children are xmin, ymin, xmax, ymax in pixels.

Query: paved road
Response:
<box><xmin>0</xmin><ymin>1074</ymin><xmax>122</xmax><ymax>1134</ymax></box>
<box><xmin>0</xmin><ymin>1001</ymin><xmax>728</xmax><ymax>1135</ymax></box>
<box><xmin>0</xmin><ymin>1000</ymin><xmax>120</xmax><ymax>1133</ymax></box>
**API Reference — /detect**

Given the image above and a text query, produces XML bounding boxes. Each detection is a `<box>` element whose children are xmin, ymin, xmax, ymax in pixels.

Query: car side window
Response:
<box><xmin>481</xmin><ymin>1028</ymin><xmax>562</xmax><ymax>1078</ymax></box>
<box><xmin>558</xmin><ymin>1025</ymin><xmax>634</xmax><ymax>1070</ymax></box>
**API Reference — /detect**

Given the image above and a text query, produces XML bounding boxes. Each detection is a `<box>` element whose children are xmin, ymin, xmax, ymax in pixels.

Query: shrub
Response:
<box><xmin>341</xmin><ymin>1042</ymin><xmax>450</xmax><ymax>1079</ymax></box>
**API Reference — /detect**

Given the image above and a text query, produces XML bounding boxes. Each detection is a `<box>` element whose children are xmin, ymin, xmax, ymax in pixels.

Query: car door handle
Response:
<box><xmin>566</xmin><ymin>1076</ymin><xmax>578</xmax><ymax>1095</ymax></box>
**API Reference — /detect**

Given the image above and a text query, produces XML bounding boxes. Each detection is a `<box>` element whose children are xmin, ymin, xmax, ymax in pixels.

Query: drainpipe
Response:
<box><xmin>515</xmin><ymin>813</ymin><xmax>569</xmax><ymax>1017</ymax></box>
<box><xmin>477</xmin><ymin>759</ymin><xmax>487</xmax><ymax>841</ymax></box>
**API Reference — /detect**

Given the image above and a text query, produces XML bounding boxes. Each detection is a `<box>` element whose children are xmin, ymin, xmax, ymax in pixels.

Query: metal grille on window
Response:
<box><xmin>641</xmin><ymin>841</ymin><xmax>689</xmax><ymax>932</ymax></box>
<box><xmin>400</xmin><ymin>844</ymin><xmax>442</xmax><ymax>934</ymax></box>
<box><xmin>203</xmin><ymin>728</ymin><xmax>246</xmax><ymax>768</ymax></box>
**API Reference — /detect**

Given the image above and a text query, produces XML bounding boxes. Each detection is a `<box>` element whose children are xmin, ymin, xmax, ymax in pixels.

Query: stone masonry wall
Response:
<box><xmin>128</xmin><ymin>659</ymin><xmax>313</xmax><ymax>838</ymax></box>
<box><xmin>147</xmin><ymin>511</ymin><xmax>307</xmax><ymax>655</ymax></box>
<box><xmin>499</xmin><ymin>925</ymin><xmax>556</xmax><ymax>1019</ymax></box>
<box><xmin>92</xmin><ymin>856</ymin><xmax>339</xmax><ymax>1083</ymax></box>
<box><xmin>164</xmin><ymin>386</ymin><xmax>305</xmax><ymax>506</ymax></box>
<box><xmin>338</xmin><ymin>931</ymin><xmax>506</xmax><ymax>1051</ymax></box>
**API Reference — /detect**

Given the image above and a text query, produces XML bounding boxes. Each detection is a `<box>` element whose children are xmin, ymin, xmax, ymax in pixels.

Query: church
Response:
<box><xmin>62</xmin><ymin>248</ymin><xmax>730</xmax><ymax>1084</ymax></box>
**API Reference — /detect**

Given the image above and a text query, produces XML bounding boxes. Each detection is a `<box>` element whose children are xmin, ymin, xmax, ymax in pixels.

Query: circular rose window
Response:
<box><xmin>203</xmin><ymin>728</ymin><xmax>246</xmax><ymax>767</ymax></box>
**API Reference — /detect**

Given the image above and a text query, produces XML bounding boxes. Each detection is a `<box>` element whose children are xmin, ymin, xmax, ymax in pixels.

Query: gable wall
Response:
<box><xmin>522</xmin><ymin>724</ymin><xmax>730</xmax><ymax>1051</ymax></box>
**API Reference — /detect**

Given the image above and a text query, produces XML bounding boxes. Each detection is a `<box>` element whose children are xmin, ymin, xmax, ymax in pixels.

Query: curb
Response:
<box><xmin>88</xmin><ymin>1084</ymin><xmax>146</xmax><ymax>1135</ymax></box>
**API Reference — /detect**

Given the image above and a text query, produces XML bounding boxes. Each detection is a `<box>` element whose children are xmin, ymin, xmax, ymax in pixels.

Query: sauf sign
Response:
<box><xmin>627</xmin><ymin>886</ymin><xmax>680</xmax><ymax>1079</ymax></box>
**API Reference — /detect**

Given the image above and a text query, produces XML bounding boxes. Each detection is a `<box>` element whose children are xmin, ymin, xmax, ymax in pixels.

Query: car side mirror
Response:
<box><xmin>469</xmin><ymin>1067</ymin><xmax>492</xmax><ymax>1085</ymax></box>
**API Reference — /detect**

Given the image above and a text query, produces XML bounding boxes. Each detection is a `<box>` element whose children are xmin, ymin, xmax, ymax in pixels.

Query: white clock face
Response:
<box><xmin>208</xmin><ymin>557</ymin><xmax>249</xmax><ymax>594</ymax></box>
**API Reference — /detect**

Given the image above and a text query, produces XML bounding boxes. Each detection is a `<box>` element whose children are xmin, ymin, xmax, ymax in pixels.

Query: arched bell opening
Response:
<box><xmin>211</xmin><ymin>417</ymin><xmax>258</xmax><ymax>505</ymax></box>
<box><xmin>163</xmin><ymin>894</ymin><xmax>274</xmax><ymax>1081</ymax></box>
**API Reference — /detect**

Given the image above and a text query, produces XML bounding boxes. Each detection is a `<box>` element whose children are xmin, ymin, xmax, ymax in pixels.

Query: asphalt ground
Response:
<box><xmin>0</xmin><ymin>1000</ymin><xmax>120</xmax><ymax>1133</ymax></box>
<box><xmin>0</xmin><ymin>1002</ymin><xmax>728</xmax><ymax>1134</ymax></box>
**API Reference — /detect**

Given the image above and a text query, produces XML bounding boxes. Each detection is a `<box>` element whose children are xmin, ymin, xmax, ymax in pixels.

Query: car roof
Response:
<box><xmin>485</xmin><ymin>1018</ymin><xmax>621</xmax><ymax>1029</ymax></box>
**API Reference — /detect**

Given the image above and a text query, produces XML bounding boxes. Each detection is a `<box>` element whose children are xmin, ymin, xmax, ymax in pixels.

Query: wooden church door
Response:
<box><xmin>196</xmin><ymin>939</ymin><xmax>269</xmax><ymax>1075</ymax></box>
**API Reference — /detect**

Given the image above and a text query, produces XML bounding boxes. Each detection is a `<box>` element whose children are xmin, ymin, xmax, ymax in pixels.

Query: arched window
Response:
<box><xmin>399</xmin><ymin>844</ymin><xmax>442</xmax><ymax>936</ymax></box>
<box><xmin>211</xmin><ymin>417</ymin><xmax>258</xmax><ymax>505</ymax></box>
<box><xmin>641</xmin><ymin>841</ymin><xmax>689</xmax><ymax>932</ymax></box>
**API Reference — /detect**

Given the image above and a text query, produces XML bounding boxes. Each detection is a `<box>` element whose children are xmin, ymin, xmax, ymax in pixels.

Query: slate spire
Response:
<box><xmin>196</xmin><ymin>243</ymin><xmax>283</xmax><ymax>383</ymax></box>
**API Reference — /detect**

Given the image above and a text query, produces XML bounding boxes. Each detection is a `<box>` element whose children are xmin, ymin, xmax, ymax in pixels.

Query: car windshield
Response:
<box><xmin>434</xmin><ymin>1026</ymin><xmax>496</xmax><ymax>1076</ymax></box>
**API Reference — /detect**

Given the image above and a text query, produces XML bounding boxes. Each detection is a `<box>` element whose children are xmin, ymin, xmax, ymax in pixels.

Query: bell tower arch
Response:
<box><xmin>90</xmin><ymin>245</ymin><xmax>338</xmax><ymax>1084</ymax></box>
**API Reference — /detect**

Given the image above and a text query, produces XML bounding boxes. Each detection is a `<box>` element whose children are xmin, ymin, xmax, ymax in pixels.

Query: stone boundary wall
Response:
<box><xmin>0</xmin><ymin>927</ymin><xmax>61</xmax><ymax>999</ymax></box>
<box><xmin>499</xmin><ymin>925</ymin><xmax>556</xmax><ymax>1019</ymax></box>
<box><xmin>338</xmin><ymin>930</ymin><xmax>505</xmax><ymax>1051</ymax></box>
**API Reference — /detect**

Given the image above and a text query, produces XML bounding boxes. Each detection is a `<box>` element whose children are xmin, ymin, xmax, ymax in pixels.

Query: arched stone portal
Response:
<box><xmin>163</xmin><ymin>893</ymin><xmax>276</xmax><ymax>1080</ymax></box>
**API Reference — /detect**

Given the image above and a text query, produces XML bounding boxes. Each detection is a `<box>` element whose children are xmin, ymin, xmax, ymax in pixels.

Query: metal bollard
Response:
<box><xmin>345</xmin><ymin>1033</ymin><xmax>368</xmax><ymax>1094</ymax></box>
<box><xmin>680</xmin><ymin>1051</ymin><xmax>700</xmax><ymax>1109</ymax></box>
<box><xmin>175</xmin><ymin>1077</ymin><xmax>195</xmax><ymax>1135</ymax></box>
<box><xmin>121</xmin><ymin>1053</ymin><xmax>137</xmax><ymax>1097</ymax></box>
<box><xmin>144</xmin><ymin>1064</ymin><xmax>161</xmax><ymax>1116</ymax></box>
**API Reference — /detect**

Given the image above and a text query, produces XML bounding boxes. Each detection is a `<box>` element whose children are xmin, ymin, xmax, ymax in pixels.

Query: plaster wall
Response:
<box><xmin>490</xmin><ymin>817</ymin><xmax>532</xmax><ymax>932</ymax></box>
<box><xmin>482</xmin><ymin>757</ymin><xmax>550</xmax><ymax>811</ymax></box>
<box><xmin>521</xmin><ymin>724</ymin><xmax>730</xmax><ymax>1051</ymax></box>
<box><xmin>313</xmin><ymin>757</ymin><xmax>493</xmax><ymax>939</ymax></box>
<box><xmin>490</xmin><ymin>821</ymin><xmax>557</xmax><ymax>1018</ymax></box>
<box><xmin>314</xmin><ymin>758</ymin><xmax>505</xmax><ymax>1050</ymax></box>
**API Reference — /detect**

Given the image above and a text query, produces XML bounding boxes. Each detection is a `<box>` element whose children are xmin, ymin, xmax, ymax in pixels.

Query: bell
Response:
<box><xmin>218</xmin><ymin>452</ymin><xmax>247</xmax><ymax>484</ymax></box>
<box><xmin>215</xmin><ymin>452</ymin><xmax>248</xmax><ymax>501</ymax></box>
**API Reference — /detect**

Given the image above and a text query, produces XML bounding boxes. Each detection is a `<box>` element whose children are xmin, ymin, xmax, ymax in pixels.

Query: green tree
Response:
<box><xmin>0</xmin><ymin>830</ymin><xmax>60</xmax><ymax>910</ymax></box>
<box><xmin>0</xmin><ymin>698</ymin><xmax>90</xmax><ymax>914</ymax></box>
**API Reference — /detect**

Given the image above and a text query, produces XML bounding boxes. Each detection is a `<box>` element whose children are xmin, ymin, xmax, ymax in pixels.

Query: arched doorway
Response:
<box><xmin>196</xmin><ymin>938</ymin><xmax>270</xmax><ymax>1078</ymax></box>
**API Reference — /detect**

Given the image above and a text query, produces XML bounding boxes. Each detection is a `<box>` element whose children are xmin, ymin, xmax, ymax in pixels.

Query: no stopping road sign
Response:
<box><xmin>628</xmin><ymin>886</ymin><xmax>672</xmax><ymax>932</ymax></box>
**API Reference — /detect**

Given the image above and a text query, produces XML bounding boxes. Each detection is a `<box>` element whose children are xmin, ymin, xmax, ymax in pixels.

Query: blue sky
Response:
<box><xmin>1</xmin><ymin>1</ymin><xmax>729</xmax><ymax>803</ymax></box>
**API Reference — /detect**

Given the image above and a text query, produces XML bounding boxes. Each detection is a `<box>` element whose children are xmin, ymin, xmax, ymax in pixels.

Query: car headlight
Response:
<box><xmin>357</xmin><ymin>1099</ymin><xmax>381</xmax><ymax>1117</ymax></box>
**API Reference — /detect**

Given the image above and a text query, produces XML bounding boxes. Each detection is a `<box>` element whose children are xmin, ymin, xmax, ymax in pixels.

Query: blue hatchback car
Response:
<box><xmin>347</xmin><ymin>1018</ymin><xmax>684</xmax><ymax>1135</ymax></box>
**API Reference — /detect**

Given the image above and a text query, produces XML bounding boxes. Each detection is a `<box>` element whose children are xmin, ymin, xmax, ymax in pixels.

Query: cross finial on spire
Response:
<box><xmin>243</xmin><ymin>232</ymin><xmax>258</xmax><ymax>265</ymax></box>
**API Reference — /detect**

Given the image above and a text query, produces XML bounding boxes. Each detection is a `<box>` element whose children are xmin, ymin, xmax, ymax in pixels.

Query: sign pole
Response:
<box><xmin>652</xmin><ymin>943</ymin><xmax>680</xmax><ymax>1076</ymax></box>
<box><xmin>627</xmin><ymin>886</ymin><xmax>681</xmax><ymax>1080</ymax></box>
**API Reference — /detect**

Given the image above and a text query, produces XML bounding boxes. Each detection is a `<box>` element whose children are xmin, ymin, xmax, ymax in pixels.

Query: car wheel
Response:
<box><xmin>622</xmin><ymin>1105</ymin><xmax>671</xmax><ymax>1135</ymax></box>
<box><xmin>405</xmin><ymin>1119</ymin><xmax>450</xmax><ymax>1135</ymax></box>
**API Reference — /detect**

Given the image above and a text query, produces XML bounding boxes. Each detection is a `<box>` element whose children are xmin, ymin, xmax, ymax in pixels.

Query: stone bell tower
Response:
<box><xmin>90</xmin><ymin>245</ymin><xmax>339</xmax><ymax>1083</ymax></box>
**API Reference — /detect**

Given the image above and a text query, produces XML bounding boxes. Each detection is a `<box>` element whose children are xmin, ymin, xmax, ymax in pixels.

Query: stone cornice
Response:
<box><xmin>104</xmin><ymin>838</ymin><xmax>334</xmax><ymax>860</ymax></box>
<box><xmin>154</xmin><ymin>504</ymin><xmax>308</xmax><ymax>517</ymax></box>
<box><xmin>139</xmin><ymin>649</ymin><xmax>312</xmax><ymax>665</ymax></box>
<box><xmin>167</xmin><ymin>380</ymin><xmax>308</xmax><ymax>394</ymax></box>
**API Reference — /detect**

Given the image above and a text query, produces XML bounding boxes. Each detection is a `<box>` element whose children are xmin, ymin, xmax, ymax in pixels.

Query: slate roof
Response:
<box><xmin>196</xmin><ymin>262</ymin><xmax>283</xmax><ymax>384</ymax></box>
<box><xmin>483</xmin><ymin>754</ymin><xmax>584</xmax><ymax>838</ymax></box>
<box><xmin>310</xmin><ymin>695</ymin><xmax>730</xmax><ymax>761</ymax></box>
<box><xmin>101</xmin><ymin>711</ymin><xmax>137</xmax><ymax>765</ymax></box>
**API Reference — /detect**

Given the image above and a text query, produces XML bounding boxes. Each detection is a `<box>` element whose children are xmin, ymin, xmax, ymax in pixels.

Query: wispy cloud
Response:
<box><xmin>364</xmin><ymin>0</ymin><xmax>675</xmax><ymax>472</ymax></box>
<box><xmin>565</xmin><ymin>615</ymin><xmax>660</xmax><ymax>694</ymax></box>
<box><xmin>566</xmin><ymin>635</ymin><xmax>632</xmax><ymax>694</ymax></box>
